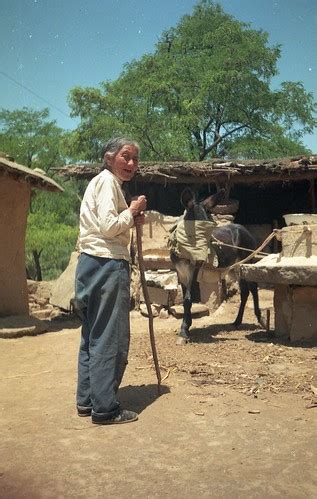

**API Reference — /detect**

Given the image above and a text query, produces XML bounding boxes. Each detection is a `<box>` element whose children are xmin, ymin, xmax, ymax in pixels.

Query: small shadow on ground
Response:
<box><xmin>118</xmin><ymin>383</ymin><xmax>170</xmax><ymax>414</ymax></box>
<box><xmin>246</xmin><ymin>330</ymin><xmax>277</xmax><ymax>344</ymax></box>
<box><xmin>46</xmin><ymin>314</ymin><xmax>82</xmax><ymax>332</ymax></box>
<box><xmin>246</xmin><ymin>330</ymin><xmax>317</xmax><ymax>349</ymax></box>
<box><xmin>187</xmin><ymin>322</ymin><xmax>259</xmax><ymax>344</ymax></box>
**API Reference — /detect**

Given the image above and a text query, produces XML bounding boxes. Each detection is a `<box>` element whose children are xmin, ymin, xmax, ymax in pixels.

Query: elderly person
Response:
<box><xmin>75</xmin><ymin>137</ymin><xmax>146</xmax><ymax>425</ymax></box>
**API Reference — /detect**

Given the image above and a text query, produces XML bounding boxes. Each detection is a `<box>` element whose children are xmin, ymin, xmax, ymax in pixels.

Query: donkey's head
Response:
<box><xmin>181</xmin><ymin>187</ymin><xmax>225</xmax><ymax>221</ymax></box>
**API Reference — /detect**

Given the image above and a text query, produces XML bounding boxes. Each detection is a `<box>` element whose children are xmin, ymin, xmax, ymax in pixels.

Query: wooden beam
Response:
<box><xmin>133</xmin><ymin>171</ymin><xmax>317</xmax><ymax>186</ymax></box>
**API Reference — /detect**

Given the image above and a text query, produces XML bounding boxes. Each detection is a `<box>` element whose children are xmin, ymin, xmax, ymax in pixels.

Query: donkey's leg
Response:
<box><xmin>249</xmin><ymin>281</ymin><xmax>265</xmax><ymax>328</ymax></box>
<box><xmin>233</xmin><ymin>279</ymin><xmax>249</xmax><ymax>327</ymax></box>
<box><xmin>174</xmin><ymin>259</ymin><xmax>196</xmax><ymax>345</ymax></box>
<box><xmin>177</xmin><ymin>284</ymin><xmax>193</xmax><ymax>344</ymax></box>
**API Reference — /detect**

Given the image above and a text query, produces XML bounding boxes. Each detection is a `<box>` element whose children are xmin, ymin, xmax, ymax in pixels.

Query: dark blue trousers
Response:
<box><xmin>75</xmin><ymin>253</ymin><xmax>130</xmax><ymax>419</ymax></box>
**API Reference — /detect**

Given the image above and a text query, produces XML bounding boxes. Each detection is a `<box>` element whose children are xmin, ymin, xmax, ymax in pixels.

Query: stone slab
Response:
<box><xmin>169</xmin><ymin>303</ymin><xmax>209</xmax><ymax>319</ymax></box>
<box><xmin>241</xmin><ymin>254</ymin><xmax>317</xmax><ymax>286</ymax></box>
<box><xmin>50</xmin><ymin>252</ymin><xmax>78</xmax><ymax>310</ymax></box>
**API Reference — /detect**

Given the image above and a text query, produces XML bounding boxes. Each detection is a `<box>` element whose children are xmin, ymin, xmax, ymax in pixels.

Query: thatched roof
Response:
<box><xmin>0</xmin><ymin>157</ymin><xmax>63</xmax><ymax>192</ymax></box>
<box><xmin>56</xmin><ymin>155</ymin><xmax>317</xmax><ymax>185</ymax></box>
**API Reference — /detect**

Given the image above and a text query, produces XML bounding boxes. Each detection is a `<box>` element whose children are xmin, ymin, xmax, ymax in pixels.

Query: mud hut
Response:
<box><xmin>0</xmin><ymin>156</ymin><xmax>63</xmax><ymax>317</ymax></box>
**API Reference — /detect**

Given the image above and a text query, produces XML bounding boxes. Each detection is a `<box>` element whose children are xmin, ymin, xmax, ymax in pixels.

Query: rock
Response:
<box><xmin>29</xmin><ymin>303</ymin><xmax>40</xmax><ymax>310</ymax></box>
<box><xmin>50</xmin><ymin>252</ymin><xmax>79</xmax><ymax>310</ymax></box>
<box><xmin>27</xmin><ymin>280</ymin><xmax>54</xmax><ymax>300</ymax></box>
<box><xmin>27</xmin><ymin>280</ymin><xmax>39</xmax><ymax>294</ymax></box>
<box><xmin>159</xmin><ymin>308</ymin><xmax>169</xmax><ymax>319</ymax></box>
<box><xmin>36</xmin><ymin>297</ymin><xmax>49</xmax><ymax>306</ymax></box>
<box><xmin>31</xmin><ymin>308</ymin><xmax>54</xmax><ymax>320</ymax></box>
<box><xmin>144</xmin><ymin>270</ymin><xmax>178</xmax><ymax>289</ymax></box>
<box><xmin>169</xmin><ymin>303</ymin><xmax>209</xmax><ymax>318</ymax></box>
<box><xmin>139</xmin><ymin>303</ymin><xmax>160</xmax><ymax>317</ymax></box>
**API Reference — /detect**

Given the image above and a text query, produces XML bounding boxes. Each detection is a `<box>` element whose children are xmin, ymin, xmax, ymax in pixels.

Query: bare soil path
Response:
<box><xmin>1</xmin><ymin>290</ymin><xmax>316</xmax><ymax>498</ymax></box>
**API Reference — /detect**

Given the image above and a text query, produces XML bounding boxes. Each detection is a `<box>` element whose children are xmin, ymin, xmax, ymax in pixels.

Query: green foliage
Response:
<box><xmin>30</xmin><ymin>179</ymin><xmax>81</xmax><ymax>225</ymax></box>
<box><xmin>26</xmin><ymin>179</ymin><xmax>81</xmax><ymax>280</ymax></box>
<box><xmin>225</xmin><ymin>134</ymin><xmax>310</xmax><ymax>160</ymax></box>
<box><xmin>26</xmin><ymin>212</ymin><xmax>78</xmax><ymax>281</ymax></box>
<box><xmin>0</xmin><ymin>107</ymin><xmax>65</xmax><ymax>171</ymax></box>
<box><xmin>67</xmin><ymin>0</ymin><xmax>316</xmax><ymax>161</ymax></box>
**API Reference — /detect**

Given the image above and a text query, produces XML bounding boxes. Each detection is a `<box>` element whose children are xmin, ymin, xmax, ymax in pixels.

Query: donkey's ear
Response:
<box><xmin>202</xmin><ymin>188</ymin><xmax>226</xmax><ymax>210</ymax></box>
<box><xmin>181</xmin><ymin>187</ymin><xmax>195</xmax><ymax>208</ymax></box>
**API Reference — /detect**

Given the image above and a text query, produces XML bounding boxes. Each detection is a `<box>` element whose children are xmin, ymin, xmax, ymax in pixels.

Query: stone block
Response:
<box><xmin>147</xmin><ymin>286</ymin><xmax>171</xmax><ymax>306</ymax></box>
<box><xmin>291</xmin><ymin>286</ymin><xmax>317</xmax><ymax>341</ymax></box>
<box><xmin>200</xmin><ymin>287</ymin><xmax>222</xmax><ymax>310</ymax></box>
<box><xmin>145</xmin><ymin>269</ymin><xmax>178</xmax><ymax>288</ymax></box>
<box><xmin>274</xmin><ymin>284</ymin><xmax>317</xmax><ymax>341</ymax></box>
<box><xmin>197</xmin><ymin>267</ymin><xmax>223</xmax><ymax>310</ymax></box>
<box><xmin>31</xmin><ymin>308</ymin><xmax>53</xmax><ymax>320</ymax></box>
<box><xmin>139</xmin><ymin>303</ymin><xmax>160</xmax><ymax>317</ymax></box>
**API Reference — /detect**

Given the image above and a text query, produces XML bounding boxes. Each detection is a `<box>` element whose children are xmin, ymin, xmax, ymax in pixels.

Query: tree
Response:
<box><xmin>26</xmin><ymin>212</ymin><xmax>78</xmax><ymax>281</ymax></box>
<box><xmin>225</xmin><ymin>134</ymin><xmax>310</xmax><ymax>160</ymax></box>
<box><xmin>67</xmin><ymin>0</ymin><xmax>316</xmax><ymax>161</ymax></box>
<box><xmin>0</xmin><ymin>107</ymin><xmax>64</xmax><ymax>171</ymax></box>
<box><xmin>26</xmin><ymin>182</ymin><xmax>81</xmax><ymax>280</ymax></box>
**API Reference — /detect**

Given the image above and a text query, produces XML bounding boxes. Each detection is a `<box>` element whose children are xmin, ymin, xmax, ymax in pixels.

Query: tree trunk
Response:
<box><xmin>32</xmin><ymin>249</ymin><xmax>43</xmax><ymax>281</ymax></box>
<box><xmin>26</xmin><ymin>266</ymin><xmax>32</xmax><ymax>280</ymax></box>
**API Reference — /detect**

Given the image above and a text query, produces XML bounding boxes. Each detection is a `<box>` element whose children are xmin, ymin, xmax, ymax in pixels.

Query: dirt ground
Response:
<box><xmin>1</xmin><ymin>288</ymin><xmax>317</xmax><ymax>498</ymax></box>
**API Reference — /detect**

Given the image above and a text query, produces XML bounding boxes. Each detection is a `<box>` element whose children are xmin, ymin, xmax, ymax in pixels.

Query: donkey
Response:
<box><xmin>170</xmin><ymin>188</ymin><xmax>264</xmax><ymax>344</ymax></box>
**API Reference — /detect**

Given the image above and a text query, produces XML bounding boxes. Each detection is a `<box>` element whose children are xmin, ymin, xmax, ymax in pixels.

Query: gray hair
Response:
<box><xmin>101</xmin><ymin>137</ymin><xmax>140</xmax><ymax>170</ymax></box>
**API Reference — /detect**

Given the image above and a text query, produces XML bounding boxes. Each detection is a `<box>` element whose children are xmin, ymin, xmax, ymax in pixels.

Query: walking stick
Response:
<box><xmin>135</xmin><ymin>223</ymin><xmax>161</xmax><ymax>395</ymax></box>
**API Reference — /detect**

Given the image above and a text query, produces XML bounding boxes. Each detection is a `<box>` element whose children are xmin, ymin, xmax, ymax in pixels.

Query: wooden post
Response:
<box><xmin>272</xmin><ymin>219</ymin><xmax>279</xmax><ymax>253</ymax></box>
<box><xmin>266</xmin><ymin>309</ymin><xmax>270</xmax><ymax>332</ymax></box>
<box><xmin>310</xmin><ymin>179</ymin><xmax>316</xmax><ymax>213</ymax></box>
<box><xmin>225</xmin><ymin>173</ymin><xmax>231</xmax><ymax>202</ymax></box>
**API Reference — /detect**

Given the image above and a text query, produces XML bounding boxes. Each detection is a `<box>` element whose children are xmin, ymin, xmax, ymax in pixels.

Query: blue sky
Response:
<box><xmin>1</xmin><ymin>0</ymin><xmax>316</xmax><ymax>151</ymax></box>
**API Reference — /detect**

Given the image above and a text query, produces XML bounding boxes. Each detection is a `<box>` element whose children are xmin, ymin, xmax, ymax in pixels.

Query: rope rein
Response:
<box><xmin>211</xmin><ymin>235</ymin><xmax>270</xmax><ymax>257</ymax></box>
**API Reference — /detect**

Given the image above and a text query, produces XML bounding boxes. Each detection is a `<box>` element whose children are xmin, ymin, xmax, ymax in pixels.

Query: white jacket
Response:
<box><xmin>78</xmin><ymin>169</ymin><xmax>134</xmax><ymax>261</ymax></box>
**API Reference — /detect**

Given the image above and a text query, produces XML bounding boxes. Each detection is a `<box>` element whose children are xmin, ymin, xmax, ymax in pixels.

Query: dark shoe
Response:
<box><xmin>92</xmin><ymin>409</ymin><xmax>138</xmax><ymax>425</ymax></box>
<box><xmin>77</xmin><ymin>406</ymin><xmax>92</xmax><ymax>417</ymax></box>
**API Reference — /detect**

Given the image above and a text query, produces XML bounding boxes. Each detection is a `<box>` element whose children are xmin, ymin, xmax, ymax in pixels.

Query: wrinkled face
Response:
<box><xmin>106</xmin><ymin>144</ymin><xmax>139</xmax><ymax>182</ymax></box>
